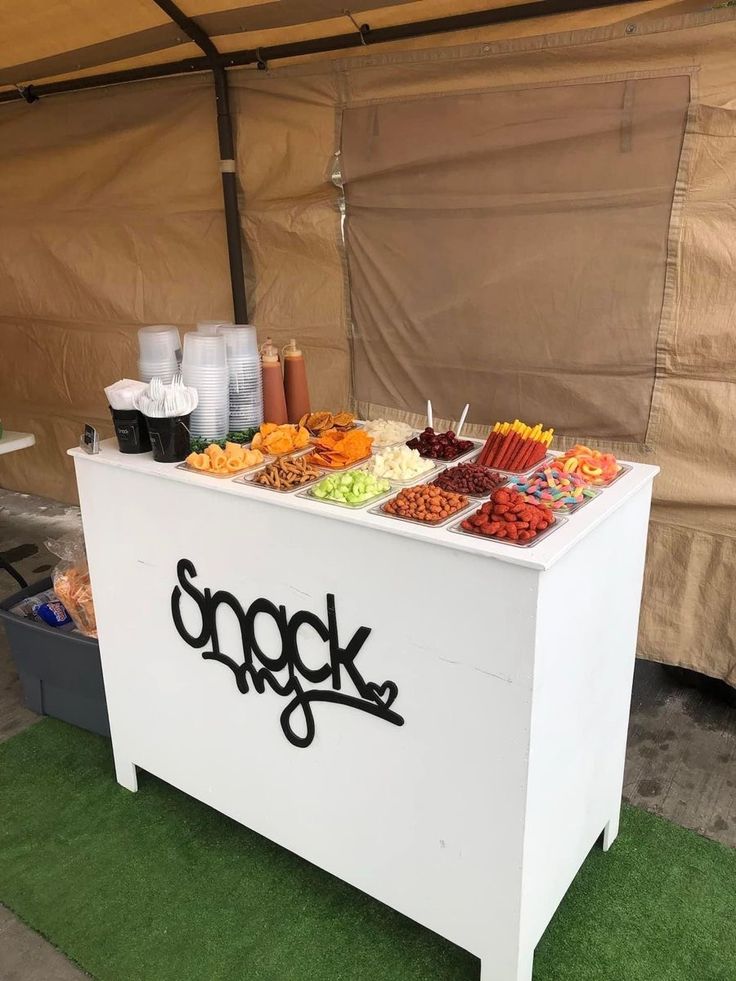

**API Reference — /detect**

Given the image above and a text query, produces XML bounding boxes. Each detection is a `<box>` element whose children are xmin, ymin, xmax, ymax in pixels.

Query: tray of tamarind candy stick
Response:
<box><xmin>476</xmin><ymin>420</ymin><xmax>554</xmax><ymax>474</ymax></box>
<box><xmin>451</xmin><ymin>487</ymin><xmax>565</xmax><ymax>548</ymax></box>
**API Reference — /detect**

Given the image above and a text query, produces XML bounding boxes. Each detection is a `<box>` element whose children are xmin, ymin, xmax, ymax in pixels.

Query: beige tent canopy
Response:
<box><xmin>1</xmin><ymin>0</ymin><xmax>735</xmax><ymax>684</ymax></box>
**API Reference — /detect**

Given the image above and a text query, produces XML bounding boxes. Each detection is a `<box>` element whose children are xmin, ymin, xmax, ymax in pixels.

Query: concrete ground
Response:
<box><xmin>1</xmin><ymin>488</ymin><xmax>735</xmax><ymax>980</ymax></box>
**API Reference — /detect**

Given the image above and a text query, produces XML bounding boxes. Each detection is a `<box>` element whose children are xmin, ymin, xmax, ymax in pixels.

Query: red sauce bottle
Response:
<box><xmin>283</xmin><ymin>338</ymin><xmax>311</xmax><ymax>424</ymax></box>
<box><xmin>260</xmin><ymin>337</ymin><xmax>288</xmax><ymax>425</ymax></box>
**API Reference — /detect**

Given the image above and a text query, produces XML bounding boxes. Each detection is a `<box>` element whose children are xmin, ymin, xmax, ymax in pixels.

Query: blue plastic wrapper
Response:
<box><xmin>34</xmin><ymin>601</ymin><xmax>74</xmax><ymax>629</ymax></box>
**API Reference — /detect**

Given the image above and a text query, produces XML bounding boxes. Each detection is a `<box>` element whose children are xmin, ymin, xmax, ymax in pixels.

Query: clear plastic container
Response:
<box><xmin>297</xmin><ymin>482</ymin><xmax>395</xmax><ymax>510</ymax></box>
<box><xmin>505</xmin><ymin>485</ymin><xmax>602</xmax><ymax>516</ymax></box>
<box><xmin>176</xmin><ymin>456</ymin><xmax>269</xmax><ymax>480</ymax></box>
<box><xmin>587</xmin><ymin>462</ymin><xmax>632</xmax><ymax>488</ymax></box>
<box><xmin>235</xmin><ymin>467</ymin><xmax>323</xmax><ymax>493</ymax></box>
<box><xmin>368</xmin><ymin>496</ymin><xmax>474</xmax><ymax>528</ymax></box>
<box><xmin>430</xmin><ymin>466</ymin><xmax>510</xmax><ymax>500</ymax></box>
<box><xmin>302</xmin><ymin>452</ymin><xmax>372</xmax><ymax>473</ymax></box>
<box><xmin>365</xmin><ymin>458</ymin><xmax>444</xmax><ymax>487</ymax></box>
<box><xmin>448</xmin><ymin>513</ymin><xmax>567</xmax><ymax>548</ymax></box>
<box><xmin>410</xmin><ymin>437</ymin><xmax>484</xmax><ymax>466</ymax></box>
<box><xmin>220</xmin><ymin>324</ymin><xmax>259</xmax><ymax>357</ymax></box>
<box><xmin>183</xmin><ymin>332</ymin><xmax>227</xmax><ymax>366</ymax></box>
<box><xmin>138</xmin><ymin>325</ymin><xmax>181</xmax><ymax>358</ymax></box>
<box><xmin>467</xmin><ymin>451</ymin><xmax>556</xmax><ymax>477</ymax></box>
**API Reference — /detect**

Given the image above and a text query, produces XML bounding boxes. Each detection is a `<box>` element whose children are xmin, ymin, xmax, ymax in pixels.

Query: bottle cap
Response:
<box><xmin>283</xmin><ymin>338</ymin><xmax>302</xmax><ymax>358</ymax></box>
<box><xmin>260</xmin><ymin>337</ymin><xmax>280</xmax><ymax>364</ymax></box>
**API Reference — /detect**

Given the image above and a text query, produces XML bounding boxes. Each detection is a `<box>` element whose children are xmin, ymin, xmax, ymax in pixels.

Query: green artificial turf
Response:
<box><xmin>0</xmin><ymin>720</ymin><xmax>733</xmax><ymax>981</ymax></box>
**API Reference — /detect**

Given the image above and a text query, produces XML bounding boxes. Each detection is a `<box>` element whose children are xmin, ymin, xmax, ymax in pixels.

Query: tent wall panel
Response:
<box><xmin>229</xmin><ymin>13</ymin><xmax>736</xmax><ymax>682</ymax></box>
<box><xmin>0</xmin><ymin>76</ymin><xmax>233</xmax><ymax>503</ymax></box>
<box><xmin>0</xmin><ymin>10</ymin><xmax>735</xmax><ymax>681</ymax></box>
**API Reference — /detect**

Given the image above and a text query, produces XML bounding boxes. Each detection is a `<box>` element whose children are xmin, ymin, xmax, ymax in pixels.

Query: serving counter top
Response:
<box><xmin>69</xmin><ymin>440</ymin><xmax>657</xmax><ymax>572</ymax></box>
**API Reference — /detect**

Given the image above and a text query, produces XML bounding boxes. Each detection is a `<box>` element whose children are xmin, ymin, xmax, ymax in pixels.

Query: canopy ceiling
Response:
<box><xmin>0</xmin><ymin>0</ymin><xmax>713</xmax><ymax>97</ymax></box>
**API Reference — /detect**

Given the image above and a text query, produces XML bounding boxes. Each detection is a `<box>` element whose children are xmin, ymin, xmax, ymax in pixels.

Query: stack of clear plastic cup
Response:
<box><xmin>219</xmin><ymin>325</ymin><xmax>264</xmax><ymax>431</ymax></box>
<box><xmin>196</xmin><ymin>320</ymin><xmax>232</xmax><ymax>336</ymax></box>
<box><xmin>138</xmin><ymin>325</ymin><xmax>181</xmax><ymax>384</ymax></box>
<box><xmin>181</xmin><ymin>333</ymin><xmax>229</xmax><ymax>440</ymax></box>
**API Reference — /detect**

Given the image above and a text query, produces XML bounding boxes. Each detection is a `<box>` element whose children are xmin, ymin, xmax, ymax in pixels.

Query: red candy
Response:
<box><xmin>461</xmin><ymin>487</ymin><xmax>554</xmax><ymax>542</ymax></box>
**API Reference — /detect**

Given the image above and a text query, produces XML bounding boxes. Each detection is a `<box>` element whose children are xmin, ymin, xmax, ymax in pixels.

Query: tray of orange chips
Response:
<box><xmin>299</xmin><ymin>410</ymin><xmax>356</xmax><ymax>437</ymax></box>
<box><xmin>180</xmin><ymin>441</ymin><xmax>266</xmax><ymax>478</ymax></box>
<box><xmin>306</xmin><ymin>427</ymin><xmax>373</xmax><ymax>470</ymax></box>
<box><xmin>251</xmin><ymin>422</ymin><xmax>310</xmax><ymax>456</ymax></box>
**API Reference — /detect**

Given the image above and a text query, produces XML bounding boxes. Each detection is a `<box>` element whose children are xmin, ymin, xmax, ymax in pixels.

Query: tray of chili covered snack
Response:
<box><xmin>370</xmin><ymin>482</ymin><xmax>473</xmax><ymax>528</ymax></box>
<box><xmin>450</xmin><ymin>486</ymin><xmax>565</xmax><ymax>547</ymax></box>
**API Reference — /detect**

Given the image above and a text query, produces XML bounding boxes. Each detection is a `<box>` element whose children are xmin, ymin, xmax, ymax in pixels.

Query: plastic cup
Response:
<box><xmin>183</xmin><ymin>332</ymin><xmax>227</xmax><ymax>366</ymax></box>
<box><xmin>138</xmin><ymin>325</ymin><xmax>181</xmax><ymax>359</ymax></box>
<box><xmin>219</xmin><ymin>325</ymin><xmax>259</xmax><ymax>358</ymax></box>
<box><xmin>197</xmin><ymin>320</ymin><xmax>232</xmax><ymax>335</ymax></box>
<box><xmin>138</xmin><ymin>363</ymin><xmax>178</xmax><ymax>385</ymax></box>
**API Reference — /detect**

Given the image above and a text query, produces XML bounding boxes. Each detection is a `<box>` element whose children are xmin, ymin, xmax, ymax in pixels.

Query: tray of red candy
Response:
<box><xmin>406</xmin><ymin>427</ymin><xmax>479</xmax><ymax>462</ymax></box>
<box><xmin>451</xmin><ymin>487</ymin><xmax>565</xmax><ymax>547</ymax></box>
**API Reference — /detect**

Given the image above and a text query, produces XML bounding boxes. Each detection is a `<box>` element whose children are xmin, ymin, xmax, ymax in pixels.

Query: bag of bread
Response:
<box><xmin>46</xmin><ymin>535</ymin><xmax>97</xmax><ymax>638</ymax></box>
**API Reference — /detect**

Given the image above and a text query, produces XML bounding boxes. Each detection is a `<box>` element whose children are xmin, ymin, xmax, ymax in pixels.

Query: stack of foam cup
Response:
<box><xmin>138</xmin><ymin>325</ymin><xmax>181</xmax><ymax>384</ymax></box>
<box><xmin>196</xmin><ymin>320</ymin><xmax>232</xmax><ymax>336</ymax></box>
<box><xmin>219</xmin><ymin>324</ymin><xmax>264</xmax><ymax>431</ymax></box>
<box><xmin>181</xmin><ymin>332</ymin><xmax>229</xmax><ymax>440</ymax></box>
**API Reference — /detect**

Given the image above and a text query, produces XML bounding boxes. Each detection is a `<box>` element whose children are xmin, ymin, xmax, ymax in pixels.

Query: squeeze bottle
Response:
<box><xmin>283</xmin><ymin>338</ymin><xmax>311</xmax><ymax>424</ymax></box>
<box><xmin>260</xmin><ymin>337</ymin><xmax>288</xmax><ymax>425</ymax></box>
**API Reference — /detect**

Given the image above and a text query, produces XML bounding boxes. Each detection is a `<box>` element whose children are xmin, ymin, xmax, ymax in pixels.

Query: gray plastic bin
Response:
<box><xmin>0</xmin><ymin>578</ymin><xmax>110</xmax><ymax>737</ymax></box>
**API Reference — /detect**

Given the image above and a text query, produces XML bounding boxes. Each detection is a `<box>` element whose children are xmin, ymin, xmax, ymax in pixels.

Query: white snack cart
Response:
<box><xmin>70</xmin><ymin>440</ymin><xmax>657</xmax><ymax>981</ymax></box>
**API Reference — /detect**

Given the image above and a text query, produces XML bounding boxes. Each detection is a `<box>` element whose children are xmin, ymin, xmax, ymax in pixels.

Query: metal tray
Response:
<box><xmin>364</xmin><ymin>459</ymin><xmax>445</xmax><ymax>487</ymax></box>
<box><xmin>408</xmin><ymin>437</ymin><xmax>484</xmax><ymax>467</ymax></box>
<box><xmin>234</xmin><ymin>465</ymin><xmax>324</xmax><ymax>493</ymax></box>
<box><xmin>302</xmin><ymin>452</ymin><xmax>373</xmax><ymax>473</ymax></box>
<box><xmin>469</xmin><ymin>451</ymin><xmax>555</xmax><ymax>477</ymax></box>
<box><xmin>502</xmin><ymin>482</ymin><xmax>602</xmax><ymax>516</ymax></box>
<box><xmin>430</xmin><ymin>464</ymin><xmax>510</xmax><ymax>500</ymax></box>
<box><xmin>176</xmin><ymin>456</ymin><xmax>270</xmax><ymax>479</ymax></box>
<box><xmin>592</xmin><ymin>462</ymin><xmax>632</xmax><ymax>488</ymax></box>
<box><xmin>297</xmin><ymin>482</ymin><xmax>395</xmax><ymax>510</ymax></box>
<box><xmin>356</xmin><ymin>422</ymin><xmax>418</xmax><ymax>451</ymax></box>
<box><xmin>368</xmin><ymin>495</ymin><xmax>474</xmax><ymax>529</ymax></box>
<box><xmin>540</xmin><ymin>458</ymin><xmax>632</xmax><ymax>489</ymax></box>
<box><xmin>448</xmin><ymin>512</ymin><xmax>568</xmax><ymax>548</ymax></box>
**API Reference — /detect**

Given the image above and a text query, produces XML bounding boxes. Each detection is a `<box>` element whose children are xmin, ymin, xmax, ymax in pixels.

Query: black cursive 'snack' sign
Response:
<box><xmin>171</xmin><ymin>559</ymin><xmax>404</xmax><ymax>748</ymax></box>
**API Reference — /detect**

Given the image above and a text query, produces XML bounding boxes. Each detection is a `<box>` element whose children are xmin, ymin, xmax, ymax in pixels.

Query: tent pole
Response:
<box><xmin>150</xmin><ymin>0</ymin><xmax>248</xmax><ymax>322</ymax></box>
<box><xmin>212</xmin><ymin>64</ymin><xmax>248</xmax><ymax>323</ymax></box>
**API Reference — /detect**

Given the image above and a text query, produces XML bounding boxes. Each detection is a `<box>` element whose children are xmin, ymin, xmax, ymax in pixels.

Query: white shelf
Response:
<box><xmin>0</xmin><ymin>431</ymin><xmax>35</xmax><ymax>456</ymax></box>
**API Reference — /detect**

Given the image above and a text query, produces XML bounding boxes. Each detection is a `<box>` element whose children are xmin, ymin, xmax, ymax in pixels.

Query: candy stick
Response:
<box><xmin>482</xmin><ymin>430</ymin><xmax>503</xmax><ymax>467</ymax></box>
<box><xmin>496</xmin><ymin>431</ymin><xmax>520</xmax><ymax>469</ymax></box>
